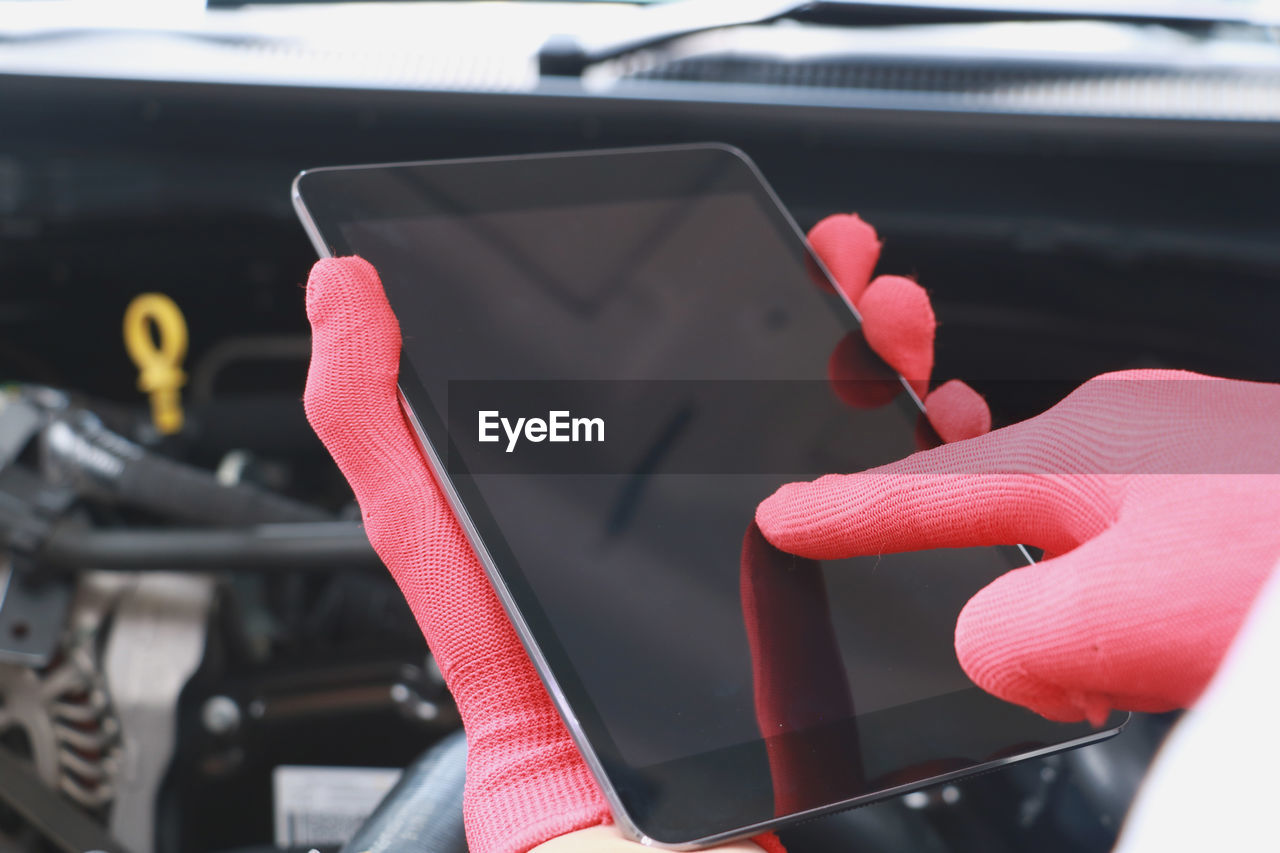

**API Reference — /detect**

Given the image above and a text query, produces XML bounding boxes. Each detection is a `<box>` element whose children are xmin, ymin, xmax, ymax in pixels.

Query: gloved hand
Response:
<box><xmin>807</xmin><ymin>214</ymin><xmax>990</xmax><ymax>444</ymax></box>
<box><xmin>757</xmin><ymin>370</ymin><xmax>1280</xmax><ymax>724</ymax></box>
<box><xmin>304</xmin><ymin>257</ymin><xmax>611</xmax><ymax>853</ymax></box>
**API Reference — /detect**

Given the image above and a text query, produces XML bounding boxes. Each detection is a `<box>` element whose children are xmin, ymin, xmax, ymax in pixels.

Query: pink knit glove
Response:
<box><xmin>304</xmin><ymin>257</ymin><xmax>611</xmax><ymax>853</ymax></box>
<box><xmin>758</xmin><ymin>371</ymin><xmax>1280</xmax><ymax>725</ymax></box>
<box><xmin>304</xmin><ymin>257</ymin><xmax>788</xmax><ymax>853</ymax></box>
<box><xmin>808</xmin><ymin>214</ymin><xmax>991</xmax><ymax>444</ymax></box>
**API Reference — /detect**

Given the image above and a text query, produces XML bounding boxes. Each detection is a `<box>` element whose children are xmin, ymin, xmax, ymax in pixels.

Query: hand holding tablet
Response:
<box><xmin>303</xmin><ymin>256</ymin><xmax>615</xmax><ymax>853</ymax></box>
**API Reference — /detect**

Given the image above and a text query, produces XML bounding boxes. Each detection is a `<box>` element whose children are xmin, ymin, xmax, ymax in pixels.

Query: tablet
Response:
<box><xmin>293</xmin><ymin>144</ymin><xmax>1125</xmax><ymax>849</ymax></box>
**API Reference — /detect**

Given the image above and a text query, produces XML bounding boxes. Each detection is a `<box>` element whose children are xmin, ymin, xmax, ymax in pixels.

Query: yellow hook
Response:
<box><xmin>123</xmin><ymin>293</ymin><xmax>188</xmax><ymax>435</ymax></box>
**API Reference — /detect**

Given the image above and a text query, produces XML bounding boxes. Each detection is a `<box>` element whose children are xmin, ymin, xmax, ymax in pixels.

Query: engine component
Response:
<box><xmin>122</xmin><ymin>292</ymin><xmax>188</xmax><ymax>436</ymax></box>
<box><xmin>0</xmin><ymin>573</ymin><xmax>126</xmax><ymax>836</ymax></box>
<box><xmin>340</xmin><ymin>729</ymin><xmax>468</xmax><ymax>853</ymax></box>
<box><xmin>0</xmin><ymin>569</ymin><xmax>217</xmax><ymax>853</ymax></box>
<box><xmin>39</xmin><ymin>407</ymin><xmax>328</xmax><ymax>526</ymax></box>
<box><xmin>37</xmin><ymin>521</ymin><xmax>382</xmax><ymax>575</ymax></box>
<box><xmin>103</xmin><ymin>573</ymin><xmax>215</xmax><ymax>853</ymax></box>
<box><xmin>0</xmin><ymin>560</ymin><xmax>71</xmax><ymax>667</ymax></box>
<box><xmin>0</xmin><ymin>646</ymin><xmax>119</xmax><ymax>812</ymax></box>
<box><xmin>0</xmin><ymin>748</ymin><xmax>129</xmax><ymax>853</ymax></box>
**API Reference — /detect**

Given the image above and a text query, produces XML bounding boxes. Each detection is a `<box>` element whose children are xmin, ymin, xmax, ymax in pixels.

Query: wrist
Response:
<box><xmin>454</xmin><ymin>650</ymin><xmax>611</xmax><ymax>853</ymax></box>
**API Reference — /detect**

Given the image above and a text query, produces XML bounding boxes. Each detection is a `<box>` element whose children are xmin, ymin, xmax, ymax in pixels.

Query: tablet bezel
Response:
<box><xmin>293</xmin><ymin>143</ymin><xmax>1127</xmax><ymax>848</ymax></box>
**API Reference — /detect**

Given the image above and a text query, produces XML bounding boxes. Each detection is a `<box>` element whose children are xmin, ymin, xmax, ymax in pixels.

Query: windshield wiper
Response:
<box><xmin>539</xmin><ymin>0</ymin><xmax>1279</xmax><ymax>76</ymax></box>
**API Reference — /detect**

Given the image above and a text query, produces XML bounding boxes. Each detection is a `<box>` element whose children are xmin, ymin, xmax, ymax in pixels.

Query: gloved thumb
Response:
<box><xmin>303</xmin><ymin>256</ymin><xmax>450</xmax><ymax>589</ymax></box>
<box><xmin>956</xmin><ymin>524</ymin><xmax>1219</xmax><ymax>725</ymax></box>
<box><xmin>303</xmin><ymin>256</ymin><xmax>411</xmax><ymax>479</ymax></box>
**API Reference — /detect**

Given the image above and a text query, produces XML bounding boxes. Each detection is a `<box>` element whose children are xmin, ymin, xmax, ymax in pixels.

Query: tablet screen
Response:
<box><xmin>296</xmin><ymin>146</ymin><xmax>1122</xmax><ymax>844</ymax></box>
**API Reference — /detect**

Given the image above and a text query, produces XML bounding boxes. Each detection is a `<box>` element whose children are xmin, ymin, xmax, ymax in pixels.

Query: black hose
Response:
<box><xmin>341</xmin><ymin>729</ymin><xmax>469</xmax><ymax>853</ymax></box>
<box><xmin>39</xmin><ymin>411</ymin><xmax>329</xmax><ymax>525</ymax></box>
<box><xmin>37</xmin><ymin>521</ymin><xmax>384</xmax><ymax>574</ymax></box>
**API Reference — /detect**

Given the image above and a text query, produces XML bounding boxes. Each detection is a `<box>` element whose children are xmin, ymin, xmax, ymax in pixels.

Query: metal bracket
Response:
<box><xmin>0</xmin><ymin>560</ymin><xmax>72</xmax><ymax>666</ymax></box>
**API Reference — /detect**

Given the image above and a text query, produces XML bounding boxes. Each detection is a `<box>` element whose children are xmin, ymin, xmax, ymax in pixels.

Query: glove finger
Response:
<box><xmin>302</xmin><ymin>258</ymin><xmax>501</xmax><ymax>650</ymax></box>
<box><xmin>956</xmin><ymin>526</ymin><xmax>1213</xmax><ymax>724</ymax></box>
<box><xmin>756</xmin><ymin>423</ymin><xmax>1112</xmax><ymax>560</ymax></box>
<box><xmin>859</xmin><ymin>275</ymin><xmax>934</xmax><ymax>398</ymax></box>
<box><xmin>305</xmin><ymin>258</ymin><xmax>615</xmax><ymax>849</ymax></box>
<box><xmin>304</xmin><ymin>257</ymin><xmax>413</xmax><ymax>469</ymax></box>
<box><xmin>924</xmin><ymin>379</ymin><xmax>992</xmax><ymax>443</ymax></box>
<box><xmin>303</xmin><ymin>257</ymin><xmax>443</xmax><ymax>534</ymax></box>
<box><xmin>808</xmin><ymin>214</ymin><xmax>882</xmax><ymax>305</ymax></box>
